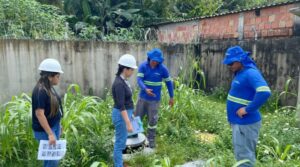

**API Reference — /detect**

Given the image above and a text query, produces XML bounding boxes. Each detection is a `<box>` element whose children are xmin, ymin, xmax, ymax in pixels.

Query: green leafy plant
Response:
<box><xmin>177</xmin><ymin>55</ymin><xmax>206</xmax><ymax>90</ymax></box>
<box><xmin>275</xmin><ymin>77</ymin><xmax>297</xmax><ymax>111</ymax></box>
<box><xmin>152</xmin><ymin>157</ymin><xmax>171</xmax><ymax>167</ymax></box>
<box><xmin>258</xmin><ymin>136</ymin><xmax>294</xmax><ymax>163</ymax></box>
<box><xmin>210</xmin><ymin>86</ymin><xmax>228</xmax><ymax>101</ymax></box>
<box><xmin>90</xmin><ymin>161</ymin><xmax>108</xmax><ymax>167</ymax></box>
<box><xmin>1</xmin><ymin>82</ymin><xmax>300</xmax><ymax>166</ymax></box>
<box><xmin>103</xmin><ymin>27</ymin><xmax>145</xmax><ymax>42</ymax></box>
<box><xmin>0</xmin><ymin>0</ymin><xmax>72</xmax><ymax>39</ymax></box>
<box><xmin>0</xmin><ymin>93</ymin><xmax>38</xmax><ymax>166</ymax></box>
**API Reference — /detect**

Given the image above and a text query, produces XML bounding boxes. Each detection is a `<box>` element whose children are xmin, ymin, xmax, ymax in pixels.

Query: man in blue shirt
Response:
<box><xmin>223</xmin><ymin>46</ymin><xmax>271</xmax><ymax>167</ymax></box>
<box><xmin>135</xmin><ymin>48</ymin><xmax>174</xmax><ymax>148</ymax></box>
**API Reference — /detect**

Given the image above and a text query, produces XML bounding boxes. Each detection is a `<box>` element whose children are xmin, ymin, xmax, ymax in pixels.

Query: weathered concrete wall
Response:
<box><xmin>1</xmin><ymin>38</ymin><xmax>299</xmax><ymax>104</ymax></box>
<box><xmin>0</xmin><ymin>40</ymin><xmax>192</xmax><ymax>103</ymax></box>
<box><xmin>200</xmin><ymin>37</ymin><xmax>300</xmax><ymax>104</ymax></box>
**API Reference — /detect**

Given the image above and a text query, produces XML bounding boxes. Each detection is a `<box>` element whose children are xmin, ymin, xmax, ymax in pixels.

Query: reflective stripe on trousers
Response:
<box><xmin>135</xmin><ymin>98</ymin><xmax>160</xmax><ymax>147</ymax></box>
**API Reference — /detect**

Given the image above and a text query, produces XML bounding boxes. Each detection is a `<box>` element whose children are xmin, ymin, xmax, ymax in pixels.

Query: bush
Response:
<box><xmin>0</xmin><ymin>0</ymin><xmax>72</xmax><ymax>39</ymax></box>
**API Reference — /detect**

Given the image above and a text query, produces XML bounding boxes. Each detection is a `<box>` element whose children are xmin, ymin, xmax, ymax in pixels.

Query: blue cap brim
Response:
<box><xmin>151</xmin><ymin>58</ymin><xmax>163</xmax><ymax>63</ymax></box>
<box><xmin>223</xmin><ymin>57</ymin><xmax>240</xmax><ymax>65</ymax></box>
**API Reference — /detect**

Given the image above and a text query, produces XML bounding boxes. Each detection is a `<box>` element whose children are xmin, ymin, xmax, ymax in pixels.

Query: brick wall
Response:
<box><xmin>157</xmin><ymin>21</ymin><xmax>199</xmax><ymax>43</ymax></box>
<box><xmin>243</xmin><ymin>4</ymin><xmax>295</xmax><ymax>38</ymax></box>
<box><xmin>199</xmin><ymin>14</ymin><xmax>240</xmax><ymax>39</ymax></box>
<box><xmin>157</xmin><ymin>3</ymin><xmax>299</xmax><ymax>43</ymax></box>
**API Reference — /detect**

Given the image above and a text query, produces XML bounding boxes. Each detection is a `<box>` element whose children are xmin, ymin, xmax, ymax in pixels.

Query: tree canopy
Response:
<box><xmin>0</xmin><ymin>0</ymin><xmax>289</xmax><ymax>40</ymax></box>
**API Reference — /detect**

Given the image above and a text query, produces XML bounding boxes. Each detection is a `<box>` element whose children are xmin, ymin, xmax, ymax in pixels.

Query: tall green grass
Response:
<box><xmin>1</xmin><ymin>81</ymin><xmax>300</xmax><ymax>167</ymax></box>
<box><xmin>0</xmin><ymin>93</ymin><xmax>38</xmax><ymax>166</ymax></box>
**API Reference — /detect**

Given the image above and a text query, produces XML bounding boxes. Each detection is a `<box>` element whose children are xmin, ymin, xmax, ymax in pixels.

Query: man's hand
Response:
<box><xmin>236</xmin><ymin>107</ymin><xmax>247</xmax><ymax>118</ymax></box>
<box><xmin>169</xmin><ymin>98</ymin><xmax>174</xmax><ymax>107</ymax></box>
<box><xmin>145</xmin><ymin>89</ymin><xmax>156</xmax><ymax>97</ymax></box>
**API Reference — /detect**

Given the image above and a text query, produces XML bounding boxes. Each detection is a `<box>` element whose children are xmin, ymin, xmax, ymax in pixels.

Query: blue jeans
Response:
<box><xmin>112</xmin><ymin>108</ymin><xmax>133</xmax><ymax>167</ymax></box>
<box><xmin>34</xmin><ymin>123</ymin><xmax>61</xmax><ymax>167</ymax></box>
<box><xmin>232</xmin><ymin>121</ymin><xmax>261</xmax><ymax>167</ymax></box>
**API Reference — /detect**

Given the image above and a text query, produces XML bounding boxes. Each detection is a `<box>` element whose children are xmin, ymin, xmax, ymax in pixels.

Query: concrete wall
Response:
<box><xmin>1</xmin><ymin>38</ymin><xmax>299</xmax><ymax>104</ymax></box>
<box><xmin>0</xmin><ymin>40</ymin><xmax>192</xmax><ymax>103</ymax></box>
<box><xmin>152</xmin><ymin>2</ymin><xmax>300</xmax><ymax>106</ymax></box>
<box><xmin>200</xmin><ymin>37</ymin><xmax>300</xmax><ymax>104</ymax></box>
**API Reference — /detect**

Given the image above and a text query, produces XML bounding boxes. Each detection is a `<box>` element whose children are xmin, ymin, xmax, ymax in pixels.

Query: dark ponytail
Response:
<box><xmin>34</xmin><ymin>71</ymin><xmax>60</xmax><ymax>118</ymax></box>
<box><xmin>116</xmin><ymin>65</ymin><xmax>132</xmax><ymax>76</ymax></box>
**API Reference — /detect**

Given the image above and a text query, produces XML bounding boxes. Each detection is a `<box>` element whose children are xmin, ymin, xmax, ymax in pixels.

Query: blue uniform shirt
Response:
<box><xmin>227</xmin><ymin>68</ymin><xmax>271</xmax><ymax>125</ymax></box>
<box><xmin>137</xmin><ymin>61</ymin><xmax>174</xmax><ymax>101</ymax></box>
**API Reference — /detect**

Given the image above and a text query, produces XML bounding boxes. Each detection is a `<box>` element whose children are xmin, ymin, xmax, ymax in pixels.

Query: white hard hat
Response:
<box><xmin>118</xmin><ymin>54</ymin><xmax>137</xmax><ymax>69</ymax></box>
<box><xmin>38</xmin><ymin>58</ymin><xmax>64</xmax><ymax>73</ymax></box>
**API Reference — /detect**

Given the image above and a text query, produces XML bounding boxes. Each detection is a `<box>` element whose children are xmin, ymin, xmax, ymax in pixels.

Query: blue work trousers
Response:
<box><xmin>232</xmin><ymin>121</ymin><xmax>261</xmax><ymax>167</ymax></box>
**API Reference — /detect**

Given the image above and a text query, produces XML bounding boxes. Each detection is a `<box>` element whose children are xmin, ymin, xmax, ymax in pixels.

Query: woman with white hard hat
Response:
<box><xmin>112</xmin><ymin>54</ymin><xmax>137</xmax><ymax>167</ymax></box>
<box><xmin>32</xmin><ymin>58</ymin><xmax>64</xmax><ymax>167</ymax></box>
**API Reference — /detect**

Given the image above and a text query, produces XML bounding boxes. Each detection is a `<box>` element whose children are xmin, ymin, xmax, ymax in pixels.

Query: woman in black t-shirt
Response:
<box><xmin>32</xmin><ymin>58</ymin><xmax>63</xmax><ymax>167</ymax></box>
<box><xmin>112</xmin><ymin>54</ymin><xmax>137</xmax><ymax>167</ymax></box>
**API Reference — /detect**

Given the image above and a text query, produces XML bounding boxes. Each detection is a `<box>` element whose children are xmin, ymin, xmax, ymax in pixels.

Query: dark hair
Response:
<box><xmin>34</xmin><ymin>71</ymin><xmax>60</xmax><ymax>118</ymax></box>
<box><xmin>116</xmin><ymin>64</ymin><xmax>132</xmax><ymax>76</ymax></box>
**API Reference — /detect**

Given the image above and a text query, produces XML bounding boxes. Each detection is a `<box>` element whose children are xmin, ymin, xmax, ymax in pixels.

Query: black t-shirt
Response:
<box><xmin>31</xmin><ymin>86</ymin><xmax>63</xmax><ymax>131</ymax></box>
<box><xmin>112</xmin><ymin>76</ymin><xmax>134</xmax><ymax>111</ymax></box>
